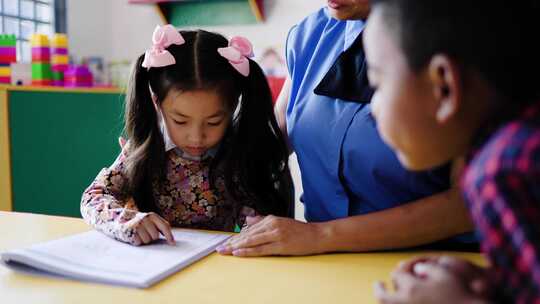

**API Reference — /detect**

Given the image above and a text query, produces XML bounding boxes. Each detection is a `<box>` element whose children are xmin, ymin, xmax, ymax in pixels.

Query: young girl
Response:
<box><xmin>362</xmin><ymin>0</ymin><xmax>540</xmax><ymax>303</ymax></box>
<box><xmin>81</xmin><ymin>25</ymin><xmax>292</xmax><ymax>246</ymax></box>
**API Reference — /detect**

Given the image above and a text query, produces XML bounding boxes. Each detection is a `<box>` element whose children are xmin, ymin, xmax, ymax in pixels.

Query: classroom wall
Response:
<box><xmin>67</xmin><ymin>0</ymin><xmax>326</xmax><ymax>62</ymax></box>
<box><xmin>67</xmin><ymin>0</ymin><xmax>113</xmax><ymax>62</ymax></box>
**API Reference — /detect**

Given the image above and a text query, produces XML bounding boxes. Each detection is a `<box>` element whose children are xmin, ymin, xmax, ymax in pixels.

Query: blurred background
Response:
<box><xmin>1</xmin><ymin>0</ymin><xmax>327</xmax><ymax>220</ymax></box>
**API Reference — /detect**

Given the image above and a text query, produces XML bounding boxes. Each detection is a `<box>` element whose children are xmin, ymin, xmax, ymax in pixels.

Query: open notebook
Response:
<box><xmin>0</xmin><ymin>229</ymin><xmax>230</xmax><ymax>288</ymax></box>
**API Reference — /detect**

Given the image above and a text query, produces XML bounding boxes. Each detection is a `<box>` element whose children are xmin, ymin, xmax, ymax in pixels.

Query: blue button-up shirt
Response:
<box><xmin>286</xmin><ymin>8</ymin><xmax>454</xmax><ymax>223</ymax></box>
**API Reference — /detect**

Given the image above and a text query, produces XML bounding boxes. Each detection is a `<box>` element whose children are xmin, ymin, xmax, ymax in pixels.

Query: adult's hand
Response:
<box><xmin>216</xmin><ymin>215</ymin><xmax>324</xmax><ymax>257</ymax></box>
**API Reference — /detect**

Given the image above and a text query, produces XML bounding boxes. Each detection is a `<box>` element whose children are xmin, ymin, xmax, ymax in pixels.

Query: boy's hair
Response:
<box><xmin>124</xmin><ymin>30</ymin><xmax>293</xmax><ymax>219</ymax></box>
<box><xmin>371</xmin><ymin>0</ymin><xmax>540</xmax><ymax>106</ymax></box>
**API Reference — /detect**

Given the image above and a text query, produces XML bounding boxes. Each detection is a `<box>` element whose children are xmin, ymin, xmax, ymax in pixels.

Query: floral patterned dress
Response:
<box><xmin>81</xmin><ymin>148</ymin><xmax>255</xmax><ymax>244</ymax></box>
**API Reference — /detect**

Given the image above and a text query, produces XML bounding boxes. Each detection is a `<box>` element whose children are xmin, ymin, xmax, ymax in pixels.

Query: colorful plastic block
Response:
<box><xmin>0</xmin><ymin>35</ymin><xmax>17</xmax><ymax>83</ymax></box>
<box><xmin>0</xmin><ymin>66</ymin><xmax>10</xmax><ymax>83</ymax></box>
<box><xmin>51</xmin><ymin>34</ymin><xmax>68</xmax><ymax>48</ymax></box>
<box><xmin>32</xmin><ymin>63</ymin><xmax>53</xmax><ymax>81</ymax></box>
<box><xmin>51</xmin><ymin>48</ymin><xmax>68</xmax><ymax>55</ymax></box>
<box><xmin>0</xmin><ymin>47</ymin><xmax>16</xmax><ymax>62</ymax></box>
<box><xmin>31</xmin><ymin>79</ymin><xmax>51</xmax><ymax>86</ymax></box>
<box><xmin>51</xmin><ymin>34</ymin><xmax>69</xmax><ymax>80</ymax></box>
<box><xmin>52</xmin><ymin>71</ymin><xmax>64</xmax><ymax>86</ymax></box>
<box><xmin>31</xmin><ymin>47</ymin><xmax>51</xmax><ymax>62</ymax></box>
<box><xmin>64</xmin><ymin>65</ymin><xmax>93</xmax><ymax>87</ymax></box>
<box><xmin>31</xmin><ymin>34</ymin><xmax>52</xmax><ymax>86</ymax></box>
<box><xmin>51</xmin><ymin>55</ymin><xmax>68</xmax><ymax>65</ymax></box>
<box><xmin>0</xmin><ymin>35</ymin><xmax>16</xmax><ymax>47</ymax></box>
<box><xmin>0</xmin><ymin>67</ymin><xmax>10</xmax><ymax>77</ymax></box>
<box><xmin>30</xmin><ymin>34</ymin><xmax>50</xmax><ymax>47</ymax></box>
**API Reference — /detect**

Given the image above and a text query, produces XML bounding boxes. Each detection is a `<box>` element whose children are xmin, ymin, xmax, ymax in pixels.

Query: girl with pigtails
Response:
<box><xmin>81</xmin><ymin>25</ymin><xmax>293</xmax><ymax>246</ymax></box>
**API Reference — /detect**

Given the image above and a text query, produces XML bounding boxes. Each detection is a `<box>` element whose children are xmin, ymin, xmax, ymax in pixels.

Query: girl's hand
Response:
<box><xmin>216</xmin><ymin>215</ymin><xmax>323</xmax><ymax>256</ymax></box>
<box><xmin>133</xmin><ymin>212</ymin><xmax>176</xmax><ymax>246</ymax></box>
<box><xmin>374</xmin><ymin>257</ymin><xmax>491</xmax><ymax>304</ymax></box>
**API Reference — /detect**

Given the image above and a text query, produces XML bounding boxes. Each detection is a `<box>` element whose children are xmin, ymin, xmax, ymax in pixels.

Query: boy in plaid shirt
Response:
<box><xmin>362</xmin><ymin>0</ymin><xmax>540</xmax><ymax>303</ymax></box>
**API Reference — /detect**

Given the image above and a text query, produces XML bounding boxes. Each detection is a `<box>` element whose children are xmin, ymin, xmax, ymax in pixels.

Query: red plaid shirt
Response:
<box><xmin>462</xmin><ymin>102</ymin><xmax>540</xmax><ymax>303</ymax></box>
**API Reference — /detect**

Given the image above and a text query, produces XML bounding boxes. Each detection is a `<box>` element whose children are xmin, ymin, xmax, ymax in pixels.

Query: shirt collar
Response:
<box><xmin>172</xmin><ymin>146</ymin><xmax>218</xmax><ymax>162</ymax></box>
<box><xmin>344</xmin><ymin>19</ymin><xmax>365</xmax><ymax>51</ymax></box>
<box><xmin>322</xmin><ymin>7</ymin><xmax>366</xmax><ymax>51</ymax></box>
<box><xmin>313</xmin><ymin>18</ymin><xmax>372</xmax><ymax>103</ymax></box>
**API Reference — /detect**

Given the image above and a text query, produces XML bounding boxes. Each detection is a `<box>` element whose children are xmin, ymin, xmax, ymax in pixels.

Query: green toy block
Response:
<box><xmin>0</xmin><ymin>35</ymin><xmax>17</xmax><ymax>47</ymax></box>
<box><xmin>32</xmin><ymin>63</ymin><xmax>53</xmax><ymax>80</ymax></box>
<box><xmin>52</xmin><ymin>71</ymin><xmax>64</xmax><ymax>81</ymax></box>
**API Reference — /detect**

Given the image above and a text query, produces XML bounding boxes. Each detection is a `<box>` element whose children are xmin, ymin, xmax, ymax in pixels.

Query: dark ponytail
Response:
<box><xmin>124</xmin><ymin>54</ymin><xmax>166</xmax><ymax>212</ymax></box>
<box><xmin>217</xmin><ymin>60</ymin><xmax>294</xmax><ymax>217</ymax></box>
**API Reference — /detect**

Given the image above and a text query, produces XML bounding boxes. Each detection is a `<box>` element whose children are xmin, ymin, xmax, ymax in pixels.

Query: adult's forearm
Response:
<box><xmin>314</xmin><ymin>187</ymin><xmax>474</xmax><ymax>253</ymax></box>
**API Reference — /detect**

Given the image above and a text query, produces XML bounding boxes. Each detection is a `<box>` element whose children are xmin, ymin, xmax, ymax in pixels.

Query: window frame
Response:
<box><xmin>0</xmin><ymin>0</ymin><xmax>66</xmax><ymax>62</ymax></box>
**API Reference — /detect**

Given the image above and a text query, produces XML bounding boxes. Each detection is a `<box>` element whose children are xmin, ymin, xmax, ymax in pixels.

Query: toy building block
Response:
<box><xmin>51</xmin><ymin>34</ymin><xmax>69</xmax><ymax>86</ymax></box>
<box><xmin>30</xmin><ymin>34</ymin><xmax>50</xmax><ymax>47</ymax></box>
<box><xmin>64</xmin><ymin>65</ymin><xmax>93</xmax><ymax>87</ymax></box>
<box><xmin>30</xmin><ymin>34</ymin><xmax>52</xmax><ymax>86</ymax></box>
<box><xmin>51</xmin><ymin>34</ymin><xmax>68</xmax><ymax>48</ymax></box>
<box><xmin>32</xmin><ymin>47</ymin><xmax>51</xmax><ymax>62</ymax></box>
<box><xmin>32</xmin><ymin>63</ymin><xmax>53</xmax><ymax>85</ymax></box>
<box><xmin>0</xmin><ymin>66</ymin><xmax>10</xmax><ymax>84</ymax></box>
<box><xmin>0</xmin><ymin>35</ymin><xmax>16</xmax><ymax>47</ymax></box>
<box><xmin>0</xmin><ymin>35</ymin><xmax>17</xmax><ymax>84</ymax></box>
<box><xmin>51</xmin><ymin>34</ymin><xmax>69</xmax><ymax>70</ymax></box>
<box><xmin>52</xmin><ymin>71</ymin><xmax>64</xmax><ymax>86</ymax></box>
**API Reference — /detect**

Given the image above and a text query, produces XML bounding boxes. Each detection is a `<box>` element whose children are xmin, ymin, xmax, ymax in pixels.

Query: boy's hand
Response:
<box><xmin>435</xmin><ymin>256</ymin><xmax>492</xmax><ymax>297</ymax></box>
<box><xmin>133</xmin><ymin>212</ymin><xmax>175</xmax><ymax>246</ymax></box>
<box><xmin>396</xmin><ymin>256</ymin><xmax>492</xmax><ymax>297</ymax></box>
<box><xmin>374</xmin><ymin>256</ymin><xmax>491</xmax><ymax>304</ymax></box>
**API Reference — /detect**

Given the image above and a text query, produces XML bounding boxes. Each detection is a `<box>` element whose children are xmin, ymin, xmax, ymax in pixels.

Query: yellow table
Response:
<box><xmin>0</xmin><ymin>211</ymin><xmax>485</xmax><ymax>303</ymax></box>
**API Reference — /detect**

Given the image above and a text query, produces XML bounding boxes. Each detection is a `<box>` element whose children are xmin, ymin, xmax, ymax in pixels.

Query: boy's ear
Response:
<box><xmin>428</xmin><ymin>55</ymin><xmax>462</xmax><ymax>123</ymax></box>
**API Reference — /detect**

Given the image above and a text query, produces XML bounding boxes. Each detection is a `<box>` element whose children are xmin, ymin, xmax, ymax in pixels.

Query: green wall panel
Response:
<box><xmin>9</xmin><ymin>91</ymin><xmax>125</xmax><ymax>217</ymax></box>
<box><xmin>166</xmin><ymin>0</ymin><xmax>257</xmax><ymax>26</ymax></box>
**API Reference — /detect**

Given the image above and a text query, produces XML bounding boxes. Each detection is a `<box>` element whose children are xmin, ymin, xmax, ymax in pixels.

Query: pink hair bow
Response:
<box><xmin>141</xmin><ymin>24</ymin><xmax>185</xmax><ymax>69</ymax></box>
<box><xmin>217</xmin><ymin>36</ymin><xmax>254</xmax><ymax>77</ymax></box>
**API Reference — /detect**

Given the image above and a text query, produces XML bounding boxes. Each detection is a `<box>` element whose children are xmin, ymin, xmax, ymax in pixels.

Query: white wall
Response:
<box><xmin>68</xmin><ymin>0</ymin><xmax>326</xmax><ymax>63</ymax></box>
<box><xmin>107</xmin><ymin>0</ymin><xmax>164</xmax><ymax>62</ymax></box>
<box><xmin>67</xmin><ymin>0</ymin><xmax>111</xmax><ymax>62</ymax></box>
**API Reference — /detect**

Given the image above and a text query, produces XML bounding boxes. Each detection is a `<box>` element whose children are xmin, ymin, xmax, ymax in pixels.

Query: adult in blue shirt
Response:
<box><xmin>217</xmin><ymin>0</ymin><xmax>474</xmax><ymax>257</ymax></box>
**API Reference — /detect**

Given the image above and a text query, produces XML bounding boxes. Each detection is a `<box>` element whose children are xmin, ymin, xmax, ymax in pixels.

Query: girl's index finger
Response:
<box><xmin>151</xmin><ymin>216</ymin><xmax>176</xmax><ymax>246</ymax></box>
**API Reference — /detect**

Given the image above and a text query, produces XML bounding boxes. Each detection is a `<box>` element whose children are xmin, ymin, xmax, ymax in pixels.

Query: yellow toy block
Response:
<box><xmin>30</xmin><ymin>34</ymin><xmax>50</xmax><ymax>47</ymax></box>
<box><xmin>51</xmin><ymin>34</ymin><xmax>68</xmax><ymax>48</ymax></box>
<box><xmin>0</xmin><ymin>67</ymin><xmax>10</xmax><ymax>77</ymax></box>
<box><xmin>51</xmin><ymin>55</ymin><xmax>69</xmax><ymax>65</ymax></box>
